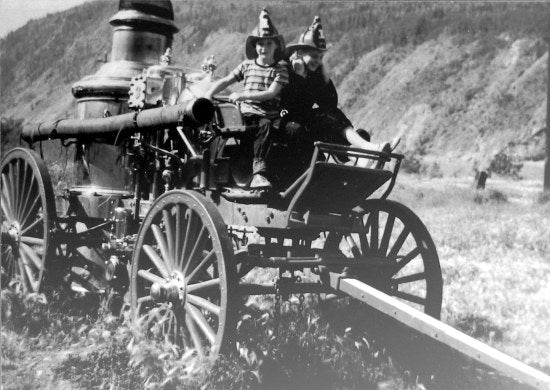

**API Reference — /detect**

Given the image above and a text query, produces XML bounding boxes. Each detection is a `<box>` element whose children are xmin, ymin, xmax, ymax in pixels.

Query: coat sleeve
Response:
<box><xmin>314</xmin><ymin>78</ymin><xmax>339</xmax><ymax>110</ymax></box>
<box><xmin>281</xmin><ymin>71</ymin><xmax>308</xmax><ymax>112</ymax></box>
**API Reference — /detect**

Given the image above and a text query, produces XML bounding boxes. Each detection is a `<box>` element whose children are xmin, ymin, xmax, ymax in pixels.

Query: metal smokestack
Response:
<box><xmin>71</xmin><ymin>0</ymin><xmax>178</xmax><ymax>119</ymax></box>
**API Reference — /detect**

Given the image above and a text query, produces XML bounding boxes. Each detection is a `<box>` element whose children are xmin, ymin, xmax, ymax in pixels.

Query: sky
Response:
<box><xmin>0</xmin><ymin>0</ymin><xmax>95</xmax><ymax>38</ymax></box>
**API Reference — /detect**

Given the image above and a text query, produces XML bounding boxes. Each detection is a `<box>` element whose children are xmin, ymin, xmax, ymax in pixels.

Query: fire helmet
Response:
<box><xmin>286</xmin><ymin>16</ymin><xmax>328</xmax><ymax>56</ymax></box>
<box><xmin>245</xmin><ymin>8</ymin><xmax>285</xmax><ymax>61</ymax></box>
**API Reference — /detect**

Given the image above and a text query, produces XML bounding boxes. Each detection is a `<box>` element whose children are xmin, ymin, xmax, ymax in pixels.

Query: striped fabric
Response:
<box><xmin>231</xmin><ymin>59</ymin><xmax>289</xmax><ymax>118</ymax></box>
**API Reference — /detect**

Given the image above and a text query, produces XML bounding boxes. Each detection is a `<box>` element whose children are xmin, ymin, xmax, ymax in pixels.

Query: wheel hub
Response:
<box><xmin>4</xmin><ymin>222</ymin><xmax>21</xmax><ymax>248</ymax></box>
<box><xmin>150</xmin><ymin>271</ymin><xmax>187</xmax><ymax>305</ymax></box>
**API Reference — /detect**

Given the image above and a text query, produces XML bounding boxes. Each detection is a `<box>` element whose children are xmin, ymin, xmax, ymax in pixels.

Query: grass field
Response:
<box><xmin>391</xmin><ymin>174</ymin><xmax>550</xmax><ymax>371</ymax></box>
<box><xmin>1</xmin><ymin>172</ymin><xmax>549</xmax><ymax>389</ymax></box>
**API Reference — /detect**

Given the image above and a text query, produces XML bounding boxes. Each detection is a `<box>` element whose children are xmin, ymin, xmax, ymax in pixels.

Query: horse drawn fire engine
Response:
<box><xmin>1</xmin><ymin>2</ymin><xmax>548</xmax><ymax>388</ymax></box>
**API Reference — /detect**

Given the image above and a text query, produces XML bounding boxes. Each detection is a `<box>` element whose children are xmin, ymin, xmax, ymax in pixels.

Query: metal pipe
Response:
<box><xmin>22</xmin><ymin>98</ymin><xmax>214</xmax><ymax>143</ymax></box>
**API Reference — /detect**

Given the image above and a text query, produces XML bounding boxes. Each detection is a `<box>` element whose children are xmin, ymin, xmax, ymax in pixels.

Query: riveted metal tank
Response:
<box><xmin>72</xmin><ymin>0</ymin><xmax>178</xmax><ymax>120</ymax></box>
<box><xmin>69</xmin><ymin>0</ymin><xmax>178</xmax><ymax>193</ymax></box>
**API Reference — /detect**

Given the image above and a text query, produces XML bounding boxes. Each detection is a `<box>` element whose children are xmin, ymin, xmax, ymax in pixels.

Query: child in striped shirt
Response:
<box><xmin>205</xmin><ymin>9</ymin><xmax>288</xmax><ymax>189</ymax></box>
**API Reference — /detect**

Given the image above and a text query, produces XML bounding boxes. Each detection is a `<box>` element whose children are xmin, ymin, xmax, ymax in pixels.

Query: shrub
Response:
<box><xmin>401</xmin><ymin>154</ymin><xmax>422</xmax><ymax>174</ymax></box>
<box><xmin>0</xmin><ymin>117</ymin><xmax>22</xmax><ymax>157</ymax></box>
<box><xmin>453</xmin><ymin>314</ymin><xmax>504</xmax><ymax>343</ymax></box>
<box><xmin>538</xmin><ymin>191</ymin><xmax>550</xmax><ymax>204</ymax></box>
<box><xmin>488</xmin><ymin>151</ymin><xmax>523</xmax><ymax>179</ymax></box>
<box><xmin>473</xmin><ymin>188</ymin><xmax>508</xmax><ymax>204</ymax></box>
<box><xmin>421</xmin><ymin>161</ymin><xmax>443</xmax><ymax>178</ymax></box>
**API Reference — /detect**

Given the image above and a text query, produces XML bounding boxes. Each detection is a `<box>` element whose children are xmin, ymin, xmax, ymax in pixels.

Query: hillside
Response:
<box><xmin>1</xmin><ymin>0</ymin><xmax>549</xmax><ymax>170</ymax></box>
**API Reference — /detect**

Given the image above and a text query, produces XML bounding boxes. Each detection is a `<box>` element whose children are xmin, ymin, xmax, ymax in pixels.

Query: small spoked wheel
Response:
<box><xmin>1</xmin><ymin>148</ymin><xmax>55</xmax><ymax>293</ymax></box>
<box><xmin>325</xmin><ymin>199</ymin><xmax>443</xmax><ymax>318</ymax></box>
<box><xmin>130</xmin><ymin>190</ymin><xmax>237</xmax><ymax>358</ymax></box>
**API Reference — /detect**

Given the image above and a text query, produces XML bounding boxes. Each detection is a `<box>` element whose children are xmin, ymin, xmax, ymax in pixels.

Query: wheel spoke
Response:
<box><xmin>17</xmin><ymin>168</ymin><xmax>34</xmax><ymax>221</ymax></box>
<box><xmin>162</xmin><ymin>209</ymin><xmax>176</xmax><ymax>262</ymax></box>
<box><xmin>185</xmin><ymin>225</ymin><xmax>207</xmax><ymax>273</ymax></box>
<box><xmin>8</xmin><ymin>166</ymin><xmax>17</xmax><ymax>219</ymax></box>
<box><xmin>387</xmin><ymin>227</ymin><xmax>409</xmax><ymax>259</ymax></box>
<box><xmin>18</xmin><ymin>176</ymin><xmax>36</xmax><ymax>225</ymax></box>
<box><xmin>152</xmin><ymin>224</ymin><xmax>173</xmax><ymax>272</ymax></box>
<box><xmin>20</xmin><ymin>243</ymin><xmax>43</xmax><ymax>270</ymax></box>
<box><xmin>1</xmin><ymin>174</ymin><xmax>14</xmax><ymax>220</ymax></box>
<box><xmin>179</xmin><ymin>209</ymin><xmax>195</xmax><ymax>268</ymax></box>
<box><xmin>359</xmin><ymin>228</ymin><xmax>370</xmax><ymax>254</ymax></box>
<box><xmin>16</xmin><ymin>160</ymin><xmax>29</xmax><ymax>219</ymax></box>
<box><xmin>175</xmin><ymin>205</ymin><xmax>183</xmax><ymax>269</ymax></box>
<box><xmin>186</xmin><ymin>249</ymin><xmax>215</xmax><ymax>282</ymax></box>
<box><xmin>18</xmin><ymin>253</ymin><xmax>29</xmax><ymax>290</ymax></box>
<box><xmin>21</xmin><ymin>216</ymin><xmax>43</xmax><ymax>235</ymax></box>
<box><xmin>143</xmin><ymin>244</ymin><xmax>170</xmax><ymax>279</ymax></box>
<box><xmin>368</xmin><ymin>210</ymin><xmax>379</xmax><ymax>253</ymax></box>
<box><xmin>1</xmin><ymin>192</ymin><xmax>14</xmax><ymax>223</ymax></box>
<box><xmin>394</xmin><ymin>247</ymin><xmax>421</xmax><ymax>273</ymax></box>
<box><xmin>23</xmin><ymin>260</ymin><xmax>38</xmax><ymax>291</ymax></box>
<box><xmin>137</xmin><ymin>296</ymin><xmax>153</xmax><ymax>304</ymax></box>
<box><xmin>186</xmin><ymin>303</ymin><xmax>216</xmax><ymax>344</ymax></box>
<box><xmin>20</xmin><ymin>236</ymin><xmax>44</xmax><ymax>246</ymax></box>
<box><xmin>187</xmin><ymin>278</ymin><xmax>220</xmax><ymax>294</ymax></box>
<box><xmin>187</xmin><ymin>294</ymin><xmax>221</xmax><ymax>316</ymax></box>
<box><xmin>19</xmin><ymin>192</ymin><xmax>40</xmax><ymax>229</ymax></box>
<box><xmin>2</xmin><ymin>248</ymin><xmax>15</xmax><ymax>276</ymax></box>
<box><xmin>392</xmin><ymin>290</ymin><xmax>425</xmax><ymax>306</ymax></box>
<box><xmin>138</xmin><ymin>268</ymin><xmax>165</xmax><ymax>285</ymax></box>
<box><xmin>379</xmin><ymin>214</ymin><xmax>395</xmax><ymax>256</ymax></box>
<box><xmin>393</xmin><ymin>271</ymin><xmax>425</xmax><ymax>285</ymax></box>
<box><xmin>165</xmin><ymin>311</ymin><xmax>177</xmax><ymax>340</ymax></box>
<box><xmin>185</xmin><ymin>315</ymin><xmax>205</xmax><ymax>357</ymax></box>
<box><xmin>345</xmin><ymin>235</ymin><xmax>361</xmax><ymax>257</ymax></box>
<box><xmin>13</xmin><ymin>159</ymin><xmax>21</xmax><ymax>218</ymax></box>
<box><xmin>17</xmin><ymin>160</ymin><xmax>30</xmax><ymax>221</ymax></box>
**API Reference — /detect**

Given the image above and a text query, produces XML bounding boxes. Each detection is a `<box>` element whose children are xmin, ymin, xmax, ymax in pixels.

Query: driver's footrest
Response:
<box><xmin>221</xmin><ymin>187</ymin><xmax>281</xmax><ymax>202</ymax></box>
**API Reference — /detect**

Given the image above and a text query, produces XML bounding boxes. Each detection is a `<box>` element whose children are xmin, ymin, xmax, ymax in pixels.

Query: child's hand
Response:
<box><xmin>290</xmin><ymin>52</ymin><xmax>306</xmax><ymax>78</ymax></box>
<box><xmin>228</xmin><ymin>92</ymin><xmax>244</xmax><ymax>103</ymax></box>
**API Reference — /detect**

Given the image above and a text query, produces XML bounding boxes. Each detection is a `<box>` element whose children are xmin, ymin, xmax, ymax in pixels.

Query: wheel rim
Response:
<box><xmin>1</xmin><ymin>148</ymin><xmax>55</xmax><ymax>293</ymax></box>
<box><xmin>325</xmin><ymin>199</ymin><xmax>442</xmax><ymax>318</ymax></box>
<box><xmin>131</xmin><ymin>190</ymin><xmax>236</xmax><ymax>357</ymax></box>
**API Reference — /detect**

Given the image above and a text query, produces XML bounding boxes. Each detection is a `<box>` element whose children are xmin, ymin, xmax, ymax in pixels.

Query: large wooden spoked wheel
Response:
<box><xmin>1</xmin><ymin>148</ymin><xmax>56</xmax><ymax>293</ymax></box>
<box><xmin>130</xmin><ymin>190</ymin><xmax>237</xmax><ymax>358</ymax></box>
<box><xmin>325</xmin><ymin>199</ymin><xmax>443</xmax><ymax>318</ymax></box>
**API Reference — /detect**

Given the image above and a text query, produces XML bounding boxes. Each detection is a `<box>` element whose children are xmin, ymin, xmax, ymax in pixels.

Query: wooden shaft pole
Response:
<box><xmin>329</xmin><ymin>273</ymin><xmax>550</xmax><ymax>390</ymax></box>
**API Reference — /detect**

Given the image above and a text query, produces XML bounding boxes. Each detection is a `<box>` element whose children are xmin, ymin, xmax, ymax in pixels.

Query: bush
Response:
<box><xmin>0</xmin><ymin>117</ymin><xmax>22</xmax><ymax>157</ymax></box>
<box><xmin>473</xmin><ymin>188</ymin><xmax>508</xmax><ymax>204</ymax></box>
<box><xmin>401</xmin><ymin>154</ymin><xmax>422</xmax><ymax>174</ymax></box>
<box><xmin>489</xmin><ymin>151</ymin><xmax>523</xmax><ymax>179</ymax></box>
<box><xmin>420</xmin><ymin>161</ymin><xmax>443</xmax><ymax>178</ymax></box>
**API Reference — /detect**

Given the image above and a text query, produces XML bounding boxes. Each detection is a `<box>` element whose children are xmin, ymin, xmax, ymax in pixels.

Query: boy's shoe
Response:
<box><xmin>250</xmin><ymin>174</ymin><xmax>272</xmax><ymax>189</ymax></box>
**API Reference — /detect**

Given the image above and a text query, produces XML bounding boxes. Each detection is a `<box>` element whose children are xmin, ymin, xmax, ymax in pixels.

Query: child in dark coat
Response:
<box><xmin>280</xmin><ymin>16</ymin><xmax>399</xmax><ymax>166</ymax></box>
